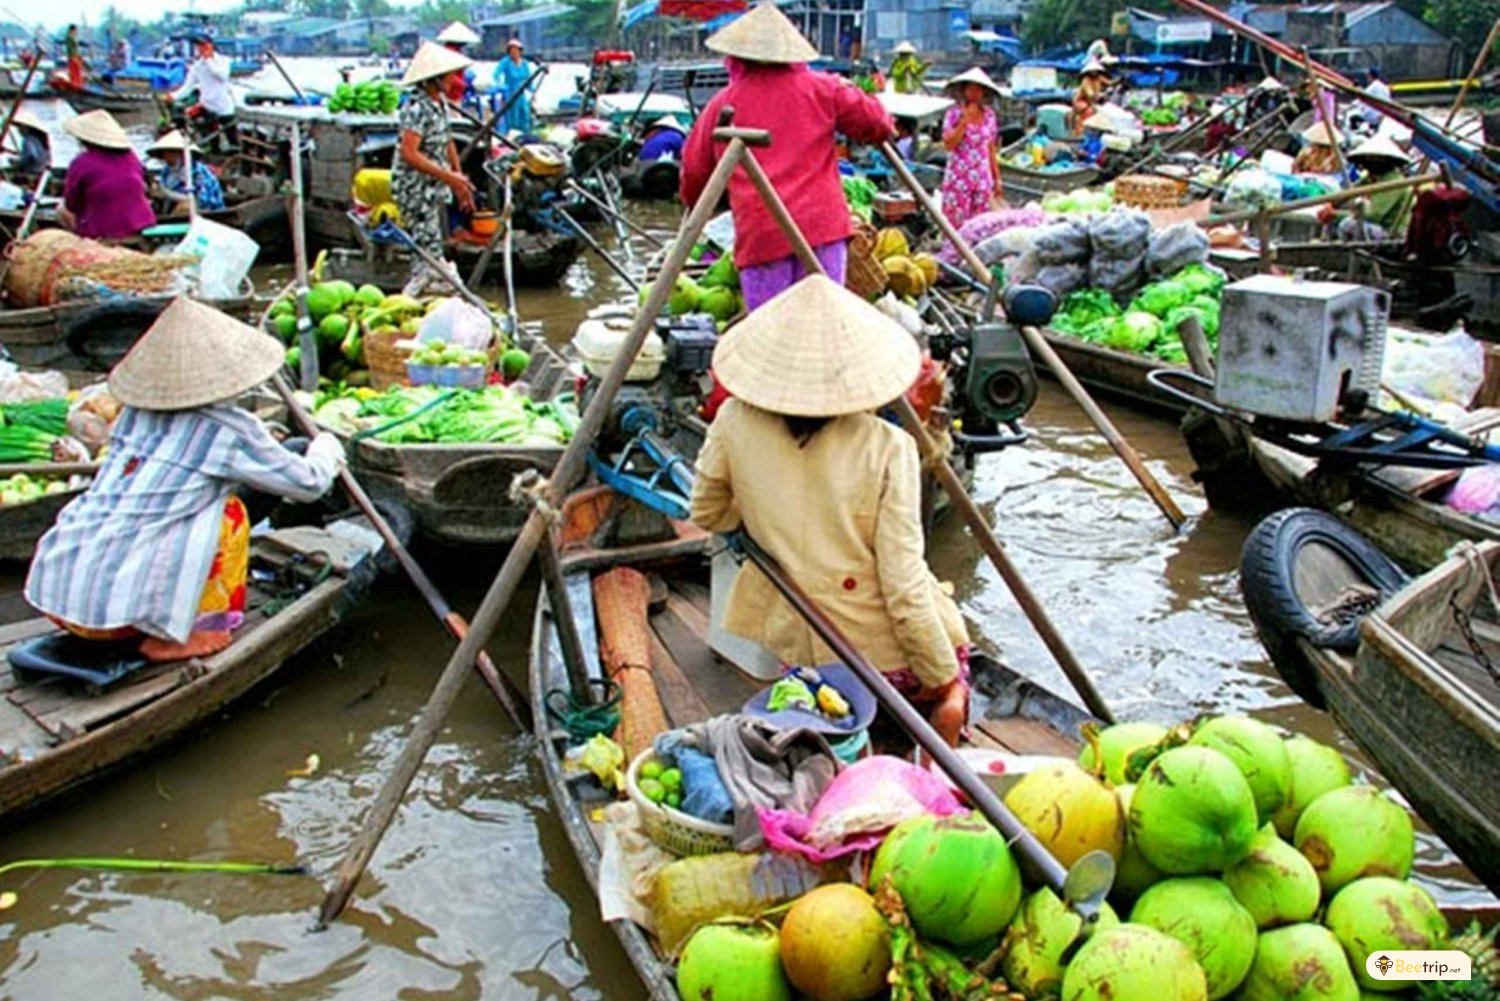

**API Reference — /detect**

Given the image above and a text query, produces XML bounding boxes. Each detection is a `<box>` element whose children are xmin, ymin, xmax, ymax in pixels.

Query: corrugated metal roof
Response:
<box><xmin>479</xmin><ymin>4</ymin><xmax>575</xmax><ymax>27</ymax></box>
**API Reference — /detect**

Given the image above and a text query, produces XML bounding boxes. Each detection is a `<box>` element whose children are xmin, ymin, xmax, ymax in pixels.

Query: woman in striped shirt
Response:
<box><xmin>26</xmin><ymin>299</ymin><xmax>346</xmax><ymax>662</ymax></box>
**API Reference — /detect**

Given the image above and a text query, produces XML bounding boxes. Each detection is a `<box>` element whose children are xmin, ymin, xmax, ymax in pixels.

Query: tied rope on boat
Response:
<box><xmin>545</xmin><ymin>678</ymin><xmax>623</xmax><ymax>741</ymax></box>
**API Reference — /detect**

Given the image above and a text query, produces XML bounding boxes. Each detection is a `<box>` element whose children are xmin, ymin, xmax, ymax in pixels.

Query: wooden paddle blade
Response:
<box><xmin>592</xmin><ymin>566</ymin><xmax>667</xmax><ymax>762</ymax></box>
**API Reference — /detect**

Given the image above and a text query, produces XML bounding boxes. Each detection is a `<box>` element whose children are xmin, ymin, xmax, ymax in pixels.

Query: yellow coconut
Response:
<box><xmin>1004</xmin><ymin>762</ymin><xmax>1127</xmax><ymax>866</ymax></box>
<box><xmin>912</xmin><ymin>252</ymin><xmax>939</xmax><ymax>288</ymax></box>
<box><xmin>874</xmin><ymin>227</ymin><xmax>910</xmax><ymax>261</ymax></box>
<box><xmin>882</xmin><ymin>256</ymin><xmax>928</xmax><ymax>298</ymax></box>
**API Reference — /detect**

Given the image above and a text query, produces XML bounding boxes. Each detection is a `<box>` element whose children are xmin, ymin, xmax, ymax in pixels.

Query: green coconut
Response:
<box><xmin>668</xmin><ymin>275</ymin><xmax>702</xmax><ymax>316</ymax></box>
<box><xmin>1000</xmin><ymin>888</ymin><xmax>1121</xmax><ymax>998</ymax></box>
<box><xmin>305</xmin><ymin>283</ymin><xmax>342</xmax><ymax>322</ymax></box>
<box><xmin>1273</xmin><ymin>736</ymin><xmax>1353</xmax><ymax>838</ymax></box>
<box><xmin>272</xmin><ymin>313</ymin><xmax>297</xmax><ymax>343</ymax></box>
<box><xmin>1130</xmin><ymin>877</ymin><xmax>1258</xmax><ymax>1000</ymax></box>
<box><xmin>318</xmin><ymin>312</ymin><xmax>351</xmax><ymax>346</ymax></box>
<box><xmin>1080</xmin><ymin>722</ymin><xmax>1169</xmax><ymax>785</ymax></box>
<box><xmin>677</xmin><ymin>920</ymin><xmax>792</xmax><ymax>1001</ymax></box>
<box><xmin>325</xmin><ymin>279</ymin><xmax>357</xmax><ymax>307</ymax></box>
<box><xmin>1294</xmin><ymin>786</ymin><xmax>1414</xmax><ymax>895</ymax></box>
<box><xmin>1222</xmin><ymin>824</ymin><xmax>1321</xmax><ymax>929</ymax></box>
<box><xmin>354</xmin><ymin>283</ymin><xmax>385</xmax><ymax>309</ymax></box>
<box><xmin>1129</xmin><ymin>747</ymin><xmax>1259</xmax><ymax>874</ymax></box>
<box><xmin>1060</xmin><ymin>924</ymin><xmax>1208</xmax><ymax>1001</ymax></box>
<box><xmin>1238</xmin><ymin>923</ymin><xmax>1360</xmax><ymax>1001</ymax></box>
<box><xmin>1188</xmin><ymin>716</ymin><xmax>1292</xmax><ymax>823</ymax></box>
<box><xmin>1112</xmin><ymin>784</ymin><xmax>1165</xmax><ymax>904</ymax></box>
<box><xmin>1326</xmin><ymin>877</ymin><xmax>1449</xmax><ymax>992</ymax></box>
<box><xmin>1004</xmin><ymin>762</ymin><xmax>1127</xmax><ymax>867</ymax></box>
<box><xmin>699</xmin><ymin>285</ymin><xmax>740</xmax><ymax>323</ymax></box>
<box><xmin>868</xmin><ymin>812</ymin><xmax>1022</xmax><ymax>947</ymax></box>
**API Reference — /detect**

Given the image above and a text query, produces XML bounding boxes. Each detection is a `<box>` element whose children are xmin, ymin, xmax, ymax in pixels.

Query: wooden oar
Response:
<box><xmin>739</xmin><ymin>144</ymin><xmax>1115</xmax><ymax>723</ymax></box>
<box><xmin>877</xmin><ymin>144</ymin><xmax>1186</xmax><ymax>533</ymax></box>
<box><xmin>268</xmin><ymin>371</ymin><xmax>530</xmax><ymax>730</ymax></box>
<box><xmin>1206</xmin><ymin>171</ymin><xmax>1438</xmax><ymax>227</ymax></box>
<box><xmin>317</xmin><ymin>111</ymin><xmax>754</xmax><ymax>927</ymax></box>
<box><xmin>1301</xmin><ymin>47</ymin><xmax>1348</xmax><ymax>187</ymax></box>
<box><xmin>0</xmin><ymin>56</ymin><xmax>42</xmax><ymax>159</ymax></box>
<box><xmin>264</xmin><ymin>50</ymin><xmax>307</xmax><ymax>105</ymax></box>
<box><xmin>1443</xmin><ymin>19</ymin><xmax>1500</xmax><ymax>133</ymax></box>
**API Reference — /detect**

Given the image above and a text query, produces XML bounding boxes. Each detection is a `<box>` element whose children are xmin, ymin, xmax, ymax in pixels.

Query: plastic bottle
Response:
<box><xmin>652</xmin><ymin>851</ymin><xmax>850</xmax><ymax>952</ymax></box>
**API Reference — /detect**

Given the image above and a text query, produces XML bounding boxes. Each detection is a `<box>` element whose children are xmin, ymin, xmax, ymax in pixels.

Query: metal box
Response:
<box><xmin>1214</xmin><ymin>275</ymin><xmax>1390</xmax><ymax>423</ymax></box>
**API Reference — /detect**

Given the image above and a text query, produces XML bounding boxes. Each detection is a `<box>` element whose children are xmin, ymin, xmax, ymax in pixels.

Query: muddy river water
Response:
<box><xmin>0</xmin><ymin>200</ymin><xmax>1487</xmax><ymax>998</ymax></box>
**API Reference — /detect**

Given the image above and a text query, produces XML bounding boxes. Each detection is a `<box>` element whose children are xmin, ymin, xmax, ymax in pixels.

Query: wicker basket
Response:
<box><xmin>845</xmin><ymin>220</ymin><xmax>889</xmax><ymax>301</ymax></box>
<box><xmin>363</xmin><ymin>325</ymin><xmax>413</xmax><ymax>390</ymax></box>
<box><xmin>625</xmin><ymin>749</ymin><xmax>734</xmax><ymax>857</ymax></box>
<box><xmin>1115</xmin><ymin>174</ymin><xmax>1187</xmax><ymax>210</ymax></box>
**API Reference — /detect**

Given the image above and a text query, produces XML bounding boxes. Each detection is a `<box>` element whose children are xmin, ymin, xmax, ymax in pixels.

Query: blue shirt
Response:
<box><xmin>640</xmin><ymin>128</ymin><xmax>684</xmax><ymax>162</ymax></box>
<box><xmin>159</xmin><ymin>160</ymin><xmax>225</xmax><ymax>212</ymax></box>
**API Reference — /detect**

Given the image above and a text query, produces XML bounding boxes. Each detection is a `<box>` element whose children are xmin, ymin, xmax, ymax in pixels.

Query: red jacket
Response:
<box><xmin>680</xmin><ymin>62</ymin><xmax>894</xmax><ymax>269</ymax></box>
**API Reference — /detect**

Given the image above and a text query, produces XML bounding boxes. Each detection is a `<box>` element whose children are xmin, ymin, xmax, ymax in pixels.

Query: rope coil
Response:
<box><xmin>508</xmin><ymin>468</ymin><xmax>559</xmax><ymax>523</ymax></box>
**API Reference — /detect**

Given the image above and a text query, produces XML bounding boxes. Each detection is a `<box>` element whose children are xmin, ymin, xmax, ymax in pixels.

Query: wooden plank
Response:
<box><xmin>39</xmin><ymin>669</ymin><xmax>189</xmax><ymax>740</ymax></box>
<box><xmin>975</xmin><ymin>716</ymin><xmax>1079</xmax><ymax>757</ymax></box>
<box><xmin>649</xmin><ymin>603</ymin><xmax>758</xmax><ymax>720</ymax></box>
<box><xmin>664</xmin><ymin>589</ymin><xmax>710</xmax><ymax>641</ymax></box>
<box><xmin>0</xmin><ymin>618</ymin><xmax>58</xmax><ymax>650</ymax></box>
<box><xmin>646</xmin><ymin>629</ymin><xmax>713</xmax><ymax>728</ymax></box>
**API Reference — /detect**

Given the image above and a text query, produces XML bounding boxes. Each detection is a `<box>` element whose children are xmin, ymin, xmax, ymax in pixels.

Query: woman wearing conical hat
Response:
<box><xmin>1072</xmin><ymin>60</ymin><xmax>1111</xmax><ymax>137</ymax></box>
<box><xmin>394</xmin><ymin>42</ymin><xmax>478</xmax><ymax>296</ymax></box>
<box><xmin>147</xmin><ymin>130</ymin><xmax>224</xmax><ymax>215</ymax></box>
<box><xmin>680</xmin><ymin>4</ymin><xmax>894</xmax><ymax>312</ymax></box>
<box><xmin>690</xmin><ymin>276</ymin><xmax>972</xmax><ymax>745</ymax></box>
<box><xmin>941</xmin><ymin>67</ymin><xmax>1004</xmax><ymax>230</ymax></box>
<box><xmin>58</xmin><ymin>110</ymin><xmax>155</xmax><ymax>240</ymax></box>
<box><xmin>25</xmin><ymin>299</ymin><xmax>345</xmax><ymax>663</ymax></box>
<box><xmin>1294</xmin><ymin>120</ymin><xmax>1343</xmax><ymax>175</ymax></box>
<box><xmin>889</xmin><ymin>41</ymin><xmax>930</xmax><ymax>96</ymax></box>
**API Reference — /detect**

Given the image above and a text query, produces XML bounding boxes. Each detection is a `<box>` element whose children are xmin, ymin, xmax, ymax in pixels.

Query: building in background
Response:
<box><xmin>1228</xmin><ymin>2</ymin><xmax>1462</xmax><ymax>81</ymax></box>
<box><xmin>478</xmin><ymin>4</ymin><xmax>589</xmax><ymax>58</ymax></box>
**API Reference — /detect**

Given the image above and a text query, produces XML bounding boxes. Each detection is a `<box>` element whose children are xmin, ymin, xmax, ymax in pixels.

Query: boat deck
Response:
<box><xmin>0</xmin><ymin>525</ymin><xmax>374</xmax><ymax>816</ymax></box>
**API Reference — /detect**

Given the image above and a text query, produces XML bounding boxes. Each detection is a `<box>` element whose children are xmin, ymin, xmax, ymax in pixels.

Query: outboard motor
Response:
<box><xmin>931</xmin><ymin>277</ymin><xmax>1043</xmax><ymax>455</ymax></box>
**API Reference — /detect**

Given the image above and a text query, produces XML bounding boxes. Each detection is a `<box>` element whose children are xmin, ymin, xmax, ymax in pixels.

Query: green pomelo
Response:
<box><xmin>779</xmin><ymin>884</ymin><xmax>890</xmax><ymax>1001</ymax></box>
<box><xmin>1079</xmin><ymin>722</ymin><xmax>1168</xmax><ymax>785</ymax></box>
<box><xmin>1129</xmin><ymin>747</ymin><xmax>1258</xmax><ymax>874</ymax></box>
<box><xmin>273</xmin><ymin>314</ymin><xmax>297</xmax><ymax>343</ymax></box>
<box><xmin>1238</xmin><ymin>923</ymin><xmax>1359</xmax><ymax>1001</ymax></box>
<box><xmin>1004</xmin><ymin>762</ymin><xmax>1126</xmax><ymax>867</ymax></box>
<box><xmin>305</xmin><ymin>284</ymin><xmax>341</xmax><ymax>322</ymax></box>
<box><xmin>1273</xmin><ymin>736</ymin><xmax>1353</xmax><ymax>838</ymax></box>
<box><xmin>354</xmin><ymin>283</ymin><xmax>385</xmax><ymax>308</ymax></box>
<box><xmin>668</xmin><ymin>275</ymin><xmax>702</xmax><ymax>316</ymax></box>
<box><xmin>1188</xmin><ymin>716</ymin><xmax>1291</xmax><ymax>823</ymax></box>
<box><xmin>699</xmin><ymin>285</ymin><xmax>739</xmax><ymax>323</ymax></box>
<box><xmin>1000</xmin><ymin>888</ymin><xmax>1120</xmax><ymax>998</ymax></box>
<box><xmin>868</xmin><ymin>812</ymin><xmax>1022</xmax><ymax>946</ymax></box>
<box><xmin>1294</xmin><ymin>787</ymin><xmax>1414</xmax><ymax>895</ymax></box>
<box><xmin>1222</xmin><ymin>824</ymin><xmax>1320</xmax><ymax>929</ymax></box>
<box><xmin>500</xmin><ymin>348</ymin><xmax>531</xmax><ymax>380</ymax></box>
<box><xmin>1326</xmin><ymin>877</ymin><xmax>1448</xmax><ymax>992</ymax></box>
<box><xmin>324</xmin><ymin>279</ymin><xmax>357</xmax><ymax>307</ymax></box>
<box><xmin>677</xmin><ymin>920</ymin><xmax>791</xmax><ymax>1001</ymax></box>
<box><xmin>1060</xmin><ymin>924</ymin><xmax>1208</xmax><ymax>1001</ymax></box>
<box><xmin>1130</xmin><ymin>877</ymin><xmax>1258</xmax><ymax>1000</ymax></box>
<box><xmin>1111</xmin><ymin>784</ymin><xmax>1165</xmax><ymax>904</ymax></box>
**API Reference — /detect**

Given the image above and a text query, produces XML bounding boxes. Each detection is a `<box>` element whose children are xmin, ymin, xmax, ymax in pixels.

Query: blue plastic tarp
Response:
<box><xmin>623</xmin><ymin>0</ymin><xmax>660</xmax><ymax>31</ymax></box>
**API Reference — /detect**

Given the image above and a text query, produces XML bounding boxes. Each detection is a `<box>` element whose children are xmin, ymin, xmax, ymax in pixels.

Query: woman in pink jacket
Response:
<box><xmin>680</xmin><ymin>5</ymin><xmax>894</xmax><ymax>311</ymax></box>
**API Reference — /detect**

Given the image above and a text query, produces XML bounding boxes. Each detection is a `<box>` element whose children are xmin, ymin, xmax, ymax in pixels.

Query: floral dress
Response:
<box><xmin>391</xmin><ymin>89</ymin><xmax>453</xmax><ymax>289</ymax></box>
<box><xmin>941</xmin><ymin>104</ymin><xmax>999</xmax><ymax>231</ymax></box>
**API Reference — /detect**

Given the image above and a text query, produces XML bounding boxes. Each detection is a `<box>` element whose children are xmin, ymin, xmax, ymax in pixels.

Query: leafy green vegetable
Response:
<box><xmin>1130</xmin><ymin>279</ymin><xmax>1193</xmax><ymax>319</ymax></box>
<box><xmin>1176</xmin><ymin>264</ymin><xmax>1225</xmax><ymax>297</ymax></box>
<box><xmin>1141</xmin><ymin>107</ymin><xmax>1180</xmax><ymax>126</ymax></box>
<box><xmin>1057</xmin><ymin>288</ymin><xmax>1122</xmax><ymax>331</ymax></box>
<box><xmin>1106</xmin><ymin>311</ymin><xmax>1164</xmax><ymax>353</ymax></box>
<box><xmin>842</xmin><ymin>176</ymin><xmax>878</xmax><ymax>223</ymax></box>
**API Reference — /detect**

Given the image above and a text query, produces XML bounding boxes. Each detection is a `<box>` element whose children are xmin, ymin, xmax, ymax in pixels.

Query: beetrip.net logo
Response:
<box><xmin>1367</xmin><ymin>952</ymin><xmax>1473</xmax><ymax>982</ymax></box>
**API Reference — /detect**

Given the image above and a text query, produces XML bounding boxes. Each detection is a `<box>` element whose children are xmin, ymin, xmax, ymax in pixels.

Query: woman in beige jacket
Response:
<box><xmin>690</xmin><ymin>275</ymin><xmax>971</xmax><ymax>745</ymax></box>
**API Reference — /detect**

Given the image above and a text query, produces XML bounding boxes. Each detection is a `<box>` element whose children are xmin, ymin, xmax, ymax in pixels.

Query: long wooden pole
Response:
<box><xmin>879</xmin><ymin>143</ymin><xmax>1186</xmax><ymax>531</ymax></box>
<box><xmin>287</xmin><ymin>121</ymin><xmax>318</xmax><ymax>390</ymax></box>
<box><xmin>270</xmin><ymin>372</ymin><xmax>530</xmax><ymax>729</ymax></box>
<box><xmin>737</xmin><ymin>147</ymin><xmax>1116</xmax><ymax>724</ymax></box>
<box><xmin>1207</xmin><ymin>171</ymin><xmax>1437</xmax><ymax>226</ymax></box>
<box><xmin>1301</xmin><ymin>47</ymin><xmax>1347</xmax><ymax>186</ymax></box>
<box><xmin>264</xmin><ymin>50</ymin><xmax>307</xmax><ymax>105</ymax></box>
<box><xmin>1443</xmin><ymin>18</ymin><xmax>1500</xmax><ymax>132</ymax></box>
<box><xmin>0</xmin><ymin>57</ymin><xmax>41</xmax><ymax>158</ymax></box>
<box><xmin>316</xmin><ymin>124</ymin><xmax>752</xmax><ymax>927</ymax></box>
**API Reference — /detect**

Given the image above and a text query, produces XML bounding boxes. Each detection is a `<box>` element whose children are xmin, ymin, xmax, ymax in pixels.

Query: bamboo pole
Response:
<box><xmin>1443</xmin><ymin>19</ymin><xmax>1500</xmax><ymax>132</ymax></box>
<box><xmin>1207</xmin><ymin>171</ymin><xmax>1438</xmax><ymax>227</ymax></box>
<box><xmin>316</xmin><ymin>120</ymin><xmax>755</xmax><ymax>928</ymax></box>
<box><xmin>1301</xmin><ymin>47</ymin><xmax>1347</xmax><ymax>186</ymax></box>
<box><xmin>286</xmin><ymin>121</ymin><xmax>318</xmax><ymax>390</ymax></box>
<box><xmin>738</xmin><ymin>145</ymin><xmax>1117</xmax><ymax>724</ymax></box>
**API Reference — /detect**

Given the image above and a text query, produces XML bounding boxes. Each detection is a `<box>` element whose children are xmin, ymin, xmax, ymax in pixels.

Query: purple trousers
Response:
<box><xmin>739</xmin><ymin>239</ymin><xmax>849</xmax><ymax>312</ymax></box>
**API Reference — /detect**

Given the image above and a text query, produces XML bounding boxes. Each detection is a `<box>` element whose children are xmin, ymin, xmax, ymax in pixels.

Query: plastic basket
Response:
<box><xmin>406</xmin><ymin>361</ymin><xmax>489</xmax><ymax>388</ymax></box>
<box><xmin>1115</xmin><ymin>174</ymin><xmax>1186</xmax><ymax>210</ymax></box>
<box><xmin>625</xmin><ymin>749</ymin><xmax>735</xmax><ymax>857</ymax></box>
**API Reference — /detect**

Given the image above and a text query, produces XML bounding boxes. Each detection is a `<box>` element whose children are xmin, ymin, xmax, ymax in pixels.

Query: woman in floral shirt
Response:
<box><xmin>392</xmin><ymin>42</ymin><xmax>477</xmax><ymax>295</ymax></box>
<box><xmin>940</xmin><ymin>67</ymin><xmax>1004</xmax><ymax>231</ymax></box>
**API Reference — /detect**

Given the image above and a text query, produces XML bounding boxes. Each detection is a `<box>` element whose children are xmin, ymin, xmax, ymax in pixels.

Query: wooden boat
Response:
<box><xmin>58</xmin><ymin>82</ymin><xmax>156</xmax><ymax>115</ymax></box>
<box><xmin>998</xmin><ymin>138</ymin><xmax>1099</xmax><ymax>203</ymax></box>
<box><xmin>0</xmin><ymin>520</ymin><xmax>382</xmax><ymax>817</ymax></box>
<box><xmin>321</xmin><ymin>326</ymin><xmax>577</xmax><ymax>547</ymax></box>
<box><xmin>1260</xmin><ymin>534</ymin><xmax>1500</xmax><ymax>893</ymax></box>
<box><xmin>1041</xmin><ymin>329</ymin><xmax>1189</xmax><ymax>415</ymax></box>
<box><xmin>0</xmin><ymin>475</ymin><xmax>89</xmax><ymax>563</ymax></box>
<box><xmin>530</xmin><ymin>488</ymin><xmax>1099</xmax><ymax>999</ymax></box>
<box><xmin>318</xmin><ymin>230</ymin><xmax>584</xmax><ymax>292</ymax></box>
<box><xmin>0</xmin><ymin>293</ymin><xmax>260</xmax><ymax>374</ymax></box>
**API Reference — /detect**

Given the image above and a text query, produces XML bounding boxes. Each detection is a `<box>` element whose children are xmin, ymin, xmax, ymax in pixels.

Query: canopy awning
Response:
<box><xmin>876</xmin><ymin>91</ymin><xmax>953</xmax><ymax>121</ymax></box>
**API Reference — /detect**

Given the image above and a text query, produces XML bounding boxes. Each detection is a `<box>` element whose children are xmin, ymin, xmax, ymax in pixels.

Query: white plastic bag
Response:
<box><xmin>418</xmin><ymin>298</ymin><xmax>494</xmax><ymax>351</ymax></box>
<box><xmin>1381</xmin><ymin>324</ymin><xmax>1486</xmax><ymax>411</ymax></box>
<box><xmin>174</xmin><ymin>216</ymin><xmax>259</xmax><ymax>300</ymax></box>
<box><xmin>0</xmin><ymin>361</ymin><xmax>67</xmax><ymax>404</ymax></box>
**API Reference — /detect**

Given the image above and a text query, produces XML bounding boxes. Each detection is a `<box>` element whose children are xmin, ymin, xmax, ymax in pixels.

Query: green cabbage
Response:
<box><xmin>1176</xmin><ymin>263</ymin><xmax>1225</xmax><ymax>296</ymax></box>
<box><xmin>1105</xmin><ymin>311</ymin><xmax>1164</xmax><ymax>353</ymax></box>
<box><xmin>1059</xmin><ymin>288</ymin><xmax>1122</xmax><ymax>329</ymax></box>
<box><xmin>1130</xmin><ymin>279</ymin><xmax>1193</xmax><ymax>319</ymax></box>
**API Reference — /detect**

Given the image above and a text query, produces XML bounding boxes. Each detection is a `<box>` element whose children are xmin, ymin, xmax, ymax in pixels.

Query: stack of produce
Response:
<box><xmin>1041</xmin><ymin>188</ymin><xmax>1114</xmax><ymax>216</ymax></box>
<box><xmin>327</xmin><ymin>80</ymin><xmax>400</xmax><ymax>115</ymax></box>
<box><xmin>0</xmin><ymin>399</ymin><xmax>69</xmax><ymax>465</ymax></box>
<box><xmin>668</xmin><ymin>712</ymin><xmax>1489</xmax><ymax>1001</ymax></box>
<box><xmin>311</xmin><ymin>383</ymin><xmax>574</xmax><ymax>446</ymax></box>
<box><xmin>640</xmin><ymin>258</ymin><xmax>744</xmax><ymax>328</ymax></box>
<box><xmin>872</xmin><ymin>228</ymin><xmax>939</xmax><ymax>301</ymax></box>
<box><xmin>0</xmin><ymin>472</ymin><xmax>84</xmax><ymax>506</ymax></box>
<box><xmin>1051</xmin><ymin>263</ymin><xmax>1224</xmax><ymax>363</ymax></box>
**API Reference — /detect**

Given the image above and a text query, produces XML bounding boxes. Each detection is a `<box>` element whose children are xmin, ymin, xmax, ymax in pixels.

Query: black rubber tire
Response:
<box><xmin>639</xmin><ymin>161</ymin><xmax>680</xmax><ymax>201</ymax></box>
<box><xmin>1239</xmin><ymin>507</ymin><xmax>1408</xmax><ymax>708</ymax></box>
<box><xmin>63</xmin><ymin>299</ymin><xmax>169</xmax><ymax>370</ymax></box>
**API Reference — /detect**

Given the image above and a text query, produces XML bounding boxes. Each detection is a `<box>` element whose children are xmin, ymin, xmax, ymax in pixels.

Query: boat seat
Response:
<box><xmin>8</xmin><ymin>634</ymin><xmax>150</xmax><ymax>688</ymax></box>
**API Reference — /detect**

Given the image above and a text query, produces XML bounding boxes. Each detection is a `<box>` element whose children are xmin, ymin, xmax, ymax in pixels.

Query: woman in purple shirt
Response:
<box><xmin>59</xmin><ymin>110</ymin><xmax>155</xmax><ymax>240</ymax></box>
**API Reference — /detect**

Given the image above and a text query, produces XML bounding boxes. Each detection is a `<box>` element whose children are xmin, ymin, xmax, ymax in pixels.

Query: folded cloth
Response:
<box><xmin>664</xmin><ymin>714</ymin><xmax>837</xmax><ymax>851</ymax></box>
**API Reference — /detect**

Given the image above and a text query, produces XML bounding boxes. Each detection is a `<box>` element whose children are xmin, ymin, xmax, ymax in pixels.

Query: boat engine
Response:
<box><xmin>930</xmin><ymin>281</ymin><xmax>1043</xmax><ymax>455</ymax></box>
<box><xmin>491</xmin><ymin>143</ymin><xmax>574</xmax><ymax>234</ymax></box>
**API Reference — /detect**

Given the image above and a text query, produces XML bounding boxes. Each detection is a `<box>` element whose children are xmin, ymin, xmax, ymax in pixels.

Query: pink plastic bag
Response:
<box><xmin>1448</xmin><ymin>464</ymin><xmax>1500</xmax><ymax>515</ymax></box>
<box><xmin>758</xmin><ymin>755</ymin><xmax>963</xmax><ymax>862</ymax></box>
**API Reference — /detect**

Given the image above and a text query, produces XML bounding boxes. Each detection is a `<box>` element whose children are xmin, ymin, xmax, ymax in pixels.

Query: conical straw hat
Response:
<box><xmin>1301</xmin><ymin>120</ymin><xmax>1341</xmax><ymax>146</ymax></box>
<box><xmin>1349</xmin><ymin>134</ymin><xmax>1409</xmax><ymax>165</ymax></box>
<box><xmin>109</xmin><ymin>298</ymin><xmax>286</xmax><ymax>411</ymax></box>
<box><xmin>63</xmin><ymin>109</ymin><xmax>130</xmax><ymax>150</ymax></box>
<box><xmin>653</xmin><ymin>115</ymin><xmax>688</xmax><ymax>133</ymax></box>
<box><xmin>1258</xmin><ymin>75</ymin><xmax>1285</xmax><ymax>91</ymax></box>
<box><xmin>712</xmin><ymin>275</ymin><xmax>920</xmax><ymax>417</ymax></box>
<box><xmin>945</xmin><ymin>66</ymin><xmax>1002</xmax><ymax>98</ymax></box>
<box><xmin>11</xmin><ymin>108</ymin><xmax>45</xmax><ymax>133</ymax></box>
<box><xmin>147</xmin><ymin>129</ymin><xmax>198</xmax><ymax>154</ymax></box>
<box><xmin>435</xmin><ymin>21</ymin><xmax>480</xmax><ymax>46</ymax></box>
<box><xmin>892</xmin><ymin>41</ymin><xmax>917</xmax><ymax>55</ymax></box>
<box><xmin>402</xmin><ymin>41</ymin><xmax>472</xmax><ymax>87</ymax></box>
<box><xmin>706</xmin><ymin>4</ymin><xmax>818</xmax><ymax>65</ymax></box>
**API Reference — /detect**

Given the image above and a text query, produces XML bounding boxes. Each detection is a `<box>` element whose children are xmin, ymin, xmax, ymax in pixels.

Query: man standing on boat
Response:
<box><xmin>165</xmin><ymin>32</ymin><xmax>236</xmax><ymax>152</ymax></box>
<box><xmin>62</xmin><ymin>25</ymin><xmax>87</xmax><ymax>90</ymax></box>
<box><xmin>680</xmin><ymin>4</ymin><xmax>893</xmax><ymax>311</ymax></box>
<box><xmin>888</xmin><ymin>41</ymin><xmax>930</xmax><ymax>95</ymax></box>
